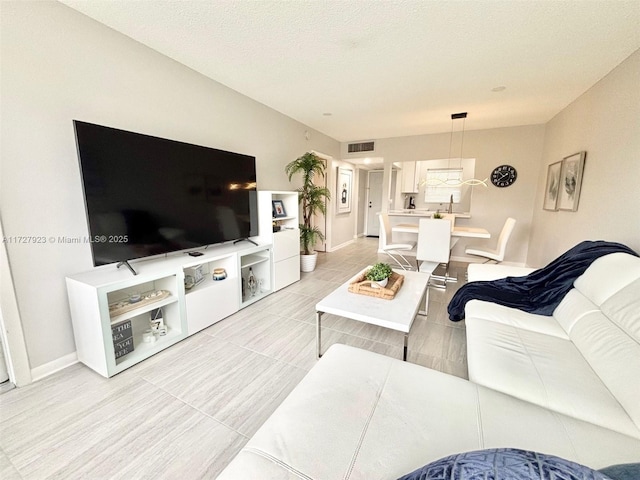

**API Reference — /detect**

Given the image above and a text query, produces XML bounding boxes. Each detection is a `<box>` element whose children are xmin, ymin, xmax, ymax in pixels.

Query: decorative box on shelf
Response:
<box><xmin>112</xmin><ymin>319</ymin><xmax>134</xmax><ymax>358</ymax></box>
<box><xmin>114</xmin><ymin>337</ymin><xmax>134</xmax><ymax>359</ymax></box>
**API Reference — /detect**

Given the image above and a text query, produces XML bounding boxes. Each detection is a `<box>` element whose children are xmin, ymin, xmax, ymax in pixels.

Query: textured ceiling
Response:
<box><xmin>60</xmin><ymin>0</ymin><xmax>640</xmax><ymax>142</ymax></box>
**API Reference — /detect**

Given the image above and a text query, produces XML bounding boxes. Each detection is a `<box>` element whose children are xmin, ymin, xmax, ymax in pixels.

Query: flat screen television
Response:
<box><xmin>74</xmin><ymin>120</ymin><xmax>258</xmax><ymax>268</ymax></box>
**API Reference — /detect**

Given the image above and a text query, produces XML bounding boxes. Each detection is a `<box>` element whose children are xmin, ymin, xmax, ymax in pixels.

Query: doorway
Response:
<box><xmin>365</xmin><ymin>170</ymin><xmax>397</xmax><ymax>236</ymax></box>
<box><xmin>366</xmin><ymin>171</ymin><xmax>384</xmax><ymax>236</ymax></box>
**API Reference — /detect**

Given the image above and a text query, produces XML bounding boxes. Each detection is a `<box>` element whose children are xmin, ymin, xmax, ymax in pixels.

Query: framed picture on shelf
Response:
<box><xmin>543</xmin><ymin>160</ymin><xmax>563</xmax><ymax>211</ymax></box>
<box><xmin>336</xmin><ymin>167</ymin><xmax>353</xmax><ymax>214</ymax></box>
<box><xmin>557</xmin><ymin>151</ymin><xmax>586</xmax><ymax>212</ymax></box>
<box><xmin>272</xmin><ymin>200</ymin><xmax>287</xmax><ymax>218</ymax></box>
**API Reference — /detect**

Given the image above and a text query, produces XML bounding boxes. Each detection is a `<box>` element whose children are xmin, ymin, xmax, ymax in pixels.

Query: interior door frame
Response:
<box><xmin>0</xmin><ymin>215</ymin><xmax>32</xmax><ymax>387</ymax></box>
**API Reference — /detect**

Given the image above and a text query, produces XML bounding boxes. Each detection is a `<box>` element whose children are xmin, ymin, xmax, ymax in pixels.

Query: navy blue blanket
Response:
<box><xmin>448</xmin><ymin>241</ymin><xmax>638</xmax><ymax>321</ymax></box>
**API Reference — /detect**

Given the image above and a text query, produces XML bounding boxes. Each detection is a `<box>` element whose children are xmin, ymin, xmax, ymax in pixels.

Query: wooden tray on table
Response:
<box><xmin>347</xmin><ymin>271</ymin><xmax>404</xmax><ymax>300</ymax></box>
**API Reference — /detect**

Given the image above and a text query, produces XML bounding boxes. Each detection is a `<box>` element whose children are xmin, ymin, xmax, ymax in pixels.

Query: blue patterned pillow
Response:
<box><xmin>599</xmin><ymin>463</ymin><xmax>640</xmax><ymax>480</ymax></box>
<box><xmin>397</xmin><ymin>448</ymin><xmax>612</xmax><ymax>480</ymax></box>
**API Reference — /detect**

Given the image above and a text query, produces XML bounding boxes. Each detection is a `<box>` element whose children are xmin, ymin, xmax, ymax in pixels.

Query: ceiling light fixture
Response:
<box><xmin>420</xmin><ymin>112</ymin><xmax>488</xmax><ymax>188</ymax></box>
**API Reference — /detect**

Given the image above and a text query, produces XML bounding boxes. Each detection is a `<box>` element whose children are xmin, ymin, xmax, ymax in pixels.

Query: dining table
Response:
<box><xmin>391</xmin><ymin>222</ymin><xmax>491</xmax><ymax>282</ymax></box>
<box><xmin>392</xmin><ymin>224</ymin><xmax>491</xmax><ymax>239</ymax></box>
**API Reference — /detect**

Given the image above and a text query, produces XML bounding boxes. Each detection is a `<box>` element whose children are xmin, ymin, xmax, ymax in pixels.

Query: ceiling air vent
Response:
<box><xmin>347</xmin><ymin>141</ymin><xmax>375</xmax><ymax>153</ymax></box>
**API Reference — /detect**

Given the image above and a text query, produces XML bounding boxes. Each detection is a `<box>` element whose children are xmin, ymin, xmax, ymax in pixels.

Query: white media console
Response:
<box><xmin>66</xmin><ymin>191</ymin><xmax>300</xmax><ymax>377</ymax></box>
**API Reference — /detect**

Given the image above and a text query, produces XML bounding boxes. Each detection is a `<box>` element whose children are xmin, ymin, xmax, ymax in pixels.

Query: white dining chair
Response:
<box><xmin>465</xmin><ymin>217</ymin><xmax>516</xmax><ymax>263</ymax></box>
<box><xmin>416</xmin><ymin>218</ymin><xmax>454</xmax><ymax>288</ymax></box>
<box><xmin>378</xmin><ymin>213</ymin><xmax>416</xmax><ymax>270</ymax></box>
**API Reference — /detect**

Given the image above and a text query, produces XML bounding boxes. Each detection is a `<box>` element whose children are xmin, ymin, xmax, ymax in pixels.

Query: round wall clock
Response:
<box><xmin>491</xmin><ymin>164</ymin><xmax>517</xmax><ymax>187</ymax></box>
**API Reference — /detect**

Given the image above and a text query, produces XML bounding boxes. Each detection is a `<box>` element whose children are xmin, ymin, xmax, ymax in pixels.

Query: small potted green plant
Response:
<box><xmin>433</xmin><ymin>211</ymin><xmax>443</xmax><ymax>219</ymax></box>
<box><xmin>365</xmin><ymin>262</ymin><xmax>393</xmax><ymax>288</ymax></box>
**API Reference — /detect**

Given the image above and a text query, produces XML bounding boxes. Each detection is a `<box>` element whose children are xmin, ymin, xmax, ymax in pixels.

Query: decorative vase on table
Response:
<box><xmin>373</xmin><ymin>278</ymin><xmax>389</xmax><ymax>289</ymax></box>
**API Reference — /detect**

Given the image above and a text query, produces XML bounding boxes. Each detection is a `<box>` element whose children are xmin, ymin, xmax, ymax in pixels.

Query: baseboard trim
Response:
<box><xmin>328</xmin><ymin>239</ymin><xmax>355</xmax><ymax>252</ymax></box>
<box><xmin>31</xmin><ymin>352</ymin><xmax>78</xmax><ymax>382</ymax></box>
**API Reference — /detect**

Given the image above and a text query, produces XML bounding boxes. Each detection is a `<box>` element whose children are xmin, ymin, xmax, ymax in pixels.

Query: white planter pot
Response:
<box><xmin>371</xmin><ymin>277</ymin><xmax>388</xmax><ymax>288</ymax></box>
<box><xmin>300</xmin><ymin>252</ymin><xmax>318</xmax><ymax>272</ymax></box>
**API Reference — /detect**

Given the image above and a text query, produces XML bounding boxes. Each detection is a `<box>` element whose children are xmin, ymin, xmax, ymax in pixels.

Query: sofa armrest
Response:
<box><xmin>467</xmin><ymin>263</ymin><xmax>536</xmax><ymax>282</ymax></box>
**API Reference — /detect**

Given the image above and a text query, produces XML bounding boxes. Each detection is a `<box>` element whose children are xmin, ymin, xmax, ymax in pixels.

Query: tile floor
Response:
<box><xmin>0</xmin><ymin>237</ymin><xmax>469</xmax><ymax>479</ymax></box>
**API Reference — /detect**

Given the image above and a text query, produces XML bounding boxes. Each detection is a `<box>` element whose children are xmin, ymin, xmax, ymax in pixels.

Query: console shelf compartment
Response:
<box><xmin>109</xmin><ymin>294</ymin><xmax>176</xmax><ymax>324</ymax></box>
<box><xmin>67</xmin><ymin>272</ymin><xmax>187</xmax><ymax>377</ymax></box>
<box><xmin>239</xmin><ymin>245</ymin><xmax>272</xmax><ymax>308</ymax></box>
<box><xmin>241</xmin><ymin>253</ymin><xmax>270</xmax><ymax>269</ymax></box>
<box><xmin>183</xmin><ymin>252</ymin><xmax>239</xmax><ymax>335</ymax></box>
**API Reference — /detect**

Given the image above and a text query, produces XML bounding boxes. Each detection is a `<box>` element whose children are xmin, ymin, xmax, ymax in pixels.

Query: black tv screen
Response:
<box><xmin>74</xmin><ymin>120</ymin><xmax>258</xmax><ymax>266</ymax></box>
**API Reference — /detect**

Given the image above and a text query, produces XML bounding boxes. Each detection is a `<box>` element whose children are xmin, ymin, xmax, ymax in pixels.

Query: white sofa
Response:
<box><xmin>465</xmin><ymin>252</ymin><xmax>640</xmax><ymax>439</ymax></box>
<box><xmin>218</xmin><ymin>252</ymin><xmax>640</xmax><ymax>479</ymax></box>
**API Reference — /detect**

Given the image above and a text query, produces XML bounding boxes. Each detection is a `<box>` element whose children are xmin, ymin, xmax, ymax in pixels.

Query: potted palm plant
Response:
<box><xmin>285</xmin><ymin>152</ymin><xmax>331</xmax><ymax>272</ymax></box>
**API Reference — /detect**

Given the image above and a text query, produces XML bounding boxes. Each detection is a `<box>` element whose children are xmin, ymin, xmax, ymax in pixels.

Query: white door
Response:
<box><xmin>366</xmin><ymin>171</ymin><xmax>384</xmax><ymax>236</ymax></box>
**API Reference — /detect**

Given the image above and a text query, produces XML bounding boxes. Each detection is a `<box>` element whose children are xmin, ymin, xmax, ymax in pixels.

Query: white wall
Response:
<box><xmin>328</xmin><ymin>160</ymin><xmax>358</xmax><ymax>249</ymax></box>
<box><xmin>528</xmin><ymin>49</ymin><xmax>640</xmax><ymax>266</ymax></box>
<box><xmin>0</xmin><ymin>1</ymin><xmax>339</xmax><ymax>372</ymax></box>
<box><xmin>342</xmin><ymin>125</ymin><xmax>546</xmax><ymax>264</ymax></box>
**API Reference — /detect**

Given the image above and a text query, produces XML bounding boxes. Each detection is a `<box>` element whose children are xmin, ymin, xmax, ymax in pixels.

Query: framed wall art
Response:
<box><xmin>336</xmin><ymin>167</ymin><xmax>353</xmax><ymax>214</ymax></box>
<box><xmin>543</xmin><ymin>160</ymin><xmax>563</xmax><ymax>211</ymax></box>
<box><xmin>557</xmin><ymin>151</ymin><xmax>586</xmax><ymax>212</ymax></box>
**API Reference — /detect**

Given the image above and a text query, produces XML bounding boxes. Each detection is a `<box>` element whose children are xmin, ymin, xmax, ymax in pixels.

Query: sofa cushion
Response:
<box><xmin>569</xmin><ymin>280</ymin><xmax>640</xmax><ymax>432</ymax></box>
<box><xmin>218</xmin><ymin>345</ymin><xmax>640</xmax><ymax>479</ymax></box>
<box><xmin>466</xmin><ymin>317</ymin><xmax>639</xmax><ymax>438</ymax></box>
<box><xmin>465</xmin><ymin>300</ymin><xmax>568</xmax><ymax>338</ymax></box>
<box><xmin>466</xmin><ymin>264</ymin><xmax>536</xmax><ymax>283</ymax></box>
<box><xmin>552</xmin><ymin>289</ymin><xmax>600</xmax><ymax>335</ymax></box>
<box><xmin>397</xmin><ymin>448</ymin><xmax>611</xmax><ymax>480</ymax></box>
<box><xmin>573</xmin><ymin>253</ymin><xmax>640</xmax><ymax>306</ymax></box>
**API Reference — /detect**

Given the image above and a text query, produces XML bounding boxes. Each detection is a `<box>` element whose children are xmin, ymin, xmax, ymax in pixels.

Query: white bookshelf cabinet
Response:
<box><xmin>257</xmin><ymin>191</ymin><xmax>300</xmax><ymax>291</ymax></box>
<box><xmin>66</xmin><ymin>241</ymin><xmax>272</xmax><ymax>377</ymax></box>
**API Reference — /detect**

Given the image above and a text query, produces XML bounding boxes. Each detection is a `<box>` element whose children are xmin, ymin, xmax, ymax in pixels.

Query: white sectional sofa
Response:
<box><xmin>217</xmin><ymin>252</ymin><xmax>640</xmax><ymax>479</ymax></box>
<box><xmin>465</xmin><ymin>252</ymin><xmax>640</xmax><ymax>439</ymax></box>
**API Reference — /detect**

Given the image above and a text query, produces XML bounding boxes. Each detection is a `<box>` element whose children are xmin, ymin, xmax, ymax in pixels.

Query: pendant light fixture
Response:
<box><xmin>420</xmin><ymin>112</ymin><xmax>488</xmax><ymax>188</ymax></box>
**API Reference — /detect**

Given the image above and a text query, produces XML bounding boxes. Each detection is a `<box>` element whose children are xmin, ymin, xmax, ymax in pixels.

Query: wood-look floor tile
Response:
<box><xmin>319</xmin><ymin>330</ymin><xmax>405</xmax><ymax>361</ymax></box>
<box><xmin>285</xmin><ymin>278</ymin><xmax>343</xmax><ymax>299</ymax></box>
<box><xmin>226</xmin><ymin>317</ymin><xmax>318</xmax><ymax>371</ymax></box>
<box><xmin>257</xmin><ymin>291</ymin><xmax>318</xmax><ymax>323</ymax></box>
<box><xmin>2</xmin><ymin>373</ymin><xmax>245</xmax><ymax>479</ymax></box>
<box><xmin>0</xmin><ymin>449</ymin><xmax>21</xmax><ymax>480</ymax></box>
<box><xmin>109</xmin><ymin>415</ymin><xmax>247</xmax><ymax>480</ymax></box>
<box><xmin>320</xmin><ymin>313</ymin><xmax>406</xmax><ymax>346</ymax></box>
<box><xmin>138</xmin><ymin>336</ymin><xmax>308</xmax><ymax>437</ymax></box>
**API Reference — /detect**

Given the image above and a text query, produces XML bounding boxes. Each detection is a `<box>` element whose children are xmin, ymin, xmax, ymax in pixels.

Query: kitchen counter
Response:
<box><xmin>388</xmin><ymin>210</ymin><xmax>471</xmax><ymax>218</ymax></box>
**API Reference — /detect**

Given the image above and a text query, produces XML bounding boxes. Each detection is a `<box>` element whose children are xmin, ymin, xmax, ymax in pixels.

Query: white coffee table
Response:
<box><xmin>315</xmin><ymin>267</ymin><xmax>430</xmax><ymax>361</ymax></box>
